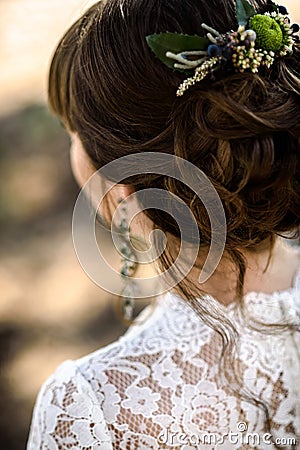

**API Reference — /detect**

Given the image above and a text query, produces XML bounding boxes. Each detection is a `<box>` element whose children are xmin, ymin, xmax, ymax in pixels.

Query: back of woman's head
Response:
<box><xmin>48</xmin><ymin>2</ymin><xmax>300</xmax><ymax>435</ymax></box>
<box><xmin>49</xmin><ymin>0</ymin><xmax>300</xmax><ymax>294</ymax></box>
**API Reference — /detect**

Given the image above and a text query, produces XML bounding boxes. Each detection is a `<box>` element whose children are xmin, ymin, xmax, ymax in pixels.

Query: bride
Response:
<box><xmin>27</xmin><ymin>0</ymin><xmax>300</xmax><ymax>448</ymax></box>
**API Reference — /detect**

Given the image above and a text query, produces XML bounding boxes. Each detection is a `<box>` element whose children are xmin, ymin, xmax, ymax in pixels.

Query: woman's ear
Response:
<box><xmin>69</xmin><ymin>132</ymin><xmax>96</xmax><ymax>188</ymax></box>
<box><xmin>114</xmin><ymin>184</ymin><xmax>135</xmax><ymax>201</ymax></box>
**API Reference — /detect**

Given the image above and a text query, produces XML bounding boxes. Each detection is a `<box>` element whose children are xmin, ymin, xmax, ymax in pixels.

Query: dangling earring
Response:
<box><xmin>116</xmin><ymin>197</ymin><xmax>137</xmax><ymax>323</ymax></box>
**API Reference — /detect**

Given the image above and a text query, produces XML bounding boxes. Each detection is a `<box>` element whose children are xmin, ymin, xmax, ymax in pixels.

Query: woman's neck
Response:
<box><xmin>174</xmin><ymin>237</ymin><xmax>300</xmax><ymax>306</ymax></box>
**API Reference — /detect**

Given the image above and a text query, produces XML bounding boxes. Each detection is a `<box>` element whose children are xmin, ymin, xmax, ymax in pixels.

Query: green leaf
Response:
<box><xmin>146</xmin><ymin>32</ymin><xmax>210</xmax><ymax>70</ymax></box>
<box><xmin>236</xmin><ymin>0</ymin><xmax>256</xmax><ymax>26</ymax></box>
<box><xmin>269</xmin><ymin>1</ymin><xmax>278</xmax><ymax>12</ymax></box>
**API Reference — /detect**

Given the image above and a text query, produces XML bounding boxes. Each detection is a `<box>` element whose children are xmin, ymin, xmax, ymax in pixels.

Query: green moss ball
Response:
<box><xmin>249</xmin><ymin>15</ymin><xmax>283</xmax><ymax>52</ymax></box>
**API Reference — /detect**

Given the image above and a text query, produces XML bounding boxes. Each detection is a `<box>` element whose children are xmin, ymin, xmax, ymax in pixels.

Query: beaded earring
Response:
<box><xmin>117</xmin><ymin>197</ymin><xmax>137</xmax><ymax>322</ymax></box>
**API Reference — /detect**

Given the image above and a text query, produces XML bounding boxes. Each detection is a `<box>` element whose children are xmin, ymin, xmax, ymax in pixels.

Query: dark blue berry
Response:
<box><xmin>278</xmin><ymin>5</ymin><xmax>288</xmax><ymax>15</ymax></box>
<box><xmin>244</xmin><ymin>39</ymin><xmax>250</xmax><ymax>49</ymax></box>
<box><xmin>207</xmin><ymin>44</ymin><xmax>221</xmax><ymax>57</ymax></box>
<box><xmin>291</xmin><ymin>23</ymin><xmax>300</xmax><ymax>33</ymax></box>
<box><xmin>221</xmin><ymin>45</ymin><xmax>234</xmax><ymax>61</ymax></box>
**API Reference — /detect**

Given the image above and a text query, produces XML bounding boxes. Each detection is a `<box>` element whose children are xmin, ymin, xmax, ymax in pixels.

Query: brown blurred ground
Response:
<box><xmin>0</xmin><ymin>103</ymin><xmax>134</xmax><ymax>449</ymax></box>
<box><xmin>0</xmin><ymin>1</ymin><xmax>299</xmax><ymax>449</ymax></box>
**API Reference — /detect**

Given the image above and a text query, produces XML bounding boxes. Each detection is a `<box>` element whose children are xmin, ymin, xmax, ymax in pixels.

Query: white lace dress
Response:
<box><xmin>27</xmin><ymin>268</ymin><xmax>300</xmax><ymax>450</ymax></box>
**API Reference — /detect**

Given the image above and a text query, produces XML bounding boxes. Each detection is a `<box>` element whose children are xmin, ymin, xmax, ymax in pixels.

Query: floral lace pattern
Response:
<box><xmin>27</xmin><ymin>267</ymin><xmax>300</xmax><ymax>450</ymax></box>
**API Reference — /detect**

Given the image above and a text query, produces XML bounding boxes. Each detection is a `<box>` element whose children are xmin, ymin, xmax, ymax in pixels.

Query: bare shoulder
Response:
<box><xmin>272</xmin><ymin>239</ymin><xmax>300</xmax><ymax>289</ymax></box>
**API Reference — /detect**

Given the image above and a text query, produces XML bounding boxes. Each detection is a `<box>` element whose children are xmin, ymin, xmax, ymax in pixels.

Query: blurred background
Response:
<box><xmin>0</xmin><ymin>1</ymin><xmax>299</xmax><ymax>449</ymax></box>
<box><xmin>0</xmin><ymin>1</ymin><xmax>129</xmax><ymax>448</ymax></box>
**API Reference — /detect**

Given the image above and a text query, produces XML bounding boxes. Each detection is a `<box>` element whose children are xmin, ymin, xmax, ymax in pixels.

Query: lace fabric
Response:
<box><xmin>27</xmin><ymin>267</ymin><xmax>300</xmax><ymax>450</ymax></box>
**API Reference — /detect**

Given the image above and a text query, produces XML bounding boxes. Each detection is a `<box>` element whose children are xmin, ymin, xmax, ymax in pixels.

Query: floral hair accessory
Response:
<box><xmin>146</xmin><ymin>0</ymin><xmax>300</xmax><ymax>96</ymax></box>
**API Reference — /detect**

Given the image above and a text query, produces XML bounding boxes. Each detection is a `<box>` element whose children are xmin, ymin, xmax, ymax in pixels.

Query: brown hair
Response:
<box><xmin>48</xmin><ymin>0</ymin><xmax>300</xmax><ymax>441</ymax></box>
